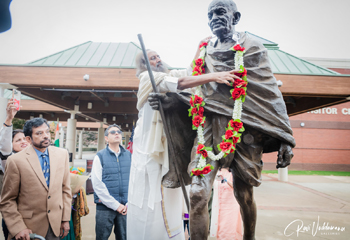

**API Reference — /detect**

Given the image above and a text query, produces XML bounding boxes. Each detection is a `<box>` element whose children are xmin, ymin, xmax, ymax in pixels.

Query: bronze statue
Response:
<box><xmin>149</xmin><ymin>0</ymin><xmax>295</xmax><ymax>239</ymax></box>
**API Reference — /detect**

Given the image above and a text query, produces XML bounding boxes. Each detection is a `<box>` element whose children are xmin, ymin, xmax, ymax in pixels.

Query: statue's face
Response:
<box><xmin>208</xmin><ymin>0</ymin><xmax>236</xmax><ymax>38</ymax></box>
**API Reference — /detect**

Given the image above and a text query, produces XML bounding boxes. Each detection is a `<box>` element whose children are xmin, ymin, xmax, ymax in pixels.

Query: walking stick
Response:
<box><xmin>137</xmin><ymin>34</ymin><xmax>190</xmax><ymax>213</ymax></box>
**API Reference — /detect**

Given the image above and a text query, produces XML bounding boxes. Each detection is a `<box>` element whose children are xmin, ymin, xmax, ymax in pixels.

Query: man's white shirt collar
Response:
<box><xmin>108</xmin><ymin>145</ymin><xmax>120</xmax><ymax>157</ymax></box>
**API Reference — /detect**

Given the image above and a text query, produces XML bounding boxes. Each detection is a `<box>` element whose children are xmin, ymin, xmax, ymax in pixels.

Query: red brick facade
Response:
<box><xmin>329</xmin><ymin>68</ymin><xmax>350</xmax><ymax>75</ymax></box>
<box><xmin>262</xmin><ymin>102</ymin><xmax>350</xmax><ymax>171</ymax></box>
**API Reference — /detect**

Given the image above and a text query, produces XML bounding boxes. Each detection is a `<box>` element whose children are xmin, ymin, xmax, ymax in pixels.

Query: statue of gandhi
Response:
<box><xmin>148</xmin><ymin>0</ymin><xmax>295</xmax><ymax>239</ymax></box>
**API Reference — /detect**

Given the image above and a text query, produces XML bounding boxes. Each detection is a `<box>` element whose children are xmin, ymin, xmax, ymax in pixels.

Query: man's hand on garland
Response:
<box><xmin>191</xmin><ymin>36</ymin><xmax>213</xmax><ymax>67</ymax></box>
<box><xmin>148</xmin><ymin>93</ymin><xmax>178</xmax><ymax>111</ymax></box>
<box><xmin>276</xmin><ymin>143</ymin><xmax>294</xmax><ymax>168</ymax></box>
<box><xmin>199</xmin><ymin>36</ymin><xmax>212</xmax><ymax>47</ymax></box>
<box><xmin>209</xmin><ymin>69</ymin><xmax>242</xmax><ymax>86</ymax></box>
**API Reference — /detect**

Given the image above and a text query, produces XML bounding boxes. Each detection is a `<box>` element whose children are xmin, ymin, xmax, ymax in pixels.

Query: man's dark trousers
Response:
<box><xmin>96</xmin><ymin>208</ymin><xmax>126</xmax><ymax>240</ymax></box>
<box><xmin>94</xmin><ymin>145</ymin><xmax>131</xmax><ymax>240</ymax></box>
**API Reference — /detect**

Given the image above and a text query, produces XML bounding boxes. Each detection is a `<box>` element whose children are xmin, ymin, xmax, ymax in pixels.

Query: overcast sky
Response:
<box><xmin>0</xmin><ymin>0</ymin><xmax>349</xmax><ymax>68</ymax></box>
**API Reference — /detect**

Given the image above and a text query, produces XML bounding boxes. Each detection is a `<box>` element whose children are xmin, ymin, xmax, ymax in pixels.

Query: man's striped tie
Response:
<box><xmin>42</xmin><ymin>154</ymin><xmax>50</xmax><ymax>188</ymax></box>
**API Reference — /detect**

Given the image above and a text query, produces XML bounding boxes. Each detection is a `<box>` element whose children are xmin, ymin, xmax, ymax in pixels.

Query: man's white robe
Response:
<box><xmin>127</xmin><ymin>69</ymin><xmax>190</xmax><ymax>240</ymax></box>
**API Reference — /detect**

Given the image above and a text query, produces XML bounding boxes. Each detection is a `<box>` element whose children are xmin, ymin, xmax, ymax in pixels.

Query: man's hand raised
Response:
<box><xmin>209</xmin><ymin>69</ymin><xmax>242</xmax><ymax>86</ymax></box>
<box><xmin>5</xmin><ymin>98</ymin><xmax>19</xmax><ymax>126</ymax></box>
<box><xmin>198</xmin><ymin>36</ymin><xmax>212</xmax><ymax>47</ymax></box>
<box><xmin>15</xmin><ymin>228</ymin><xmax>32</xmax><ymax>240</ymax></box>
<box><xmin>276</xmin><ymin>143</ymin><xmax>294</xmax><ymax>168</ymax></box>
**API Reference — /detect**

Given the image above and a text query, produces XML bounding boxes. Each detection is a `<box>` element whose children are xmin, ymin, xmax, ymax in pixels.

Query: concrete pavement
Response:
<box><xmin>79</xmin><ymin>173</ymin><xmax>350</xmax><ymax>240</ymax></box>
<box><xmin>0</xmin><ymin>168</ymin><xmax>348</xmax><ymax>240</ymax></box>
<box><xmin>254</xmin><ymin>174</ymin><xmax>349</xmax><ymax>240</ymax></box>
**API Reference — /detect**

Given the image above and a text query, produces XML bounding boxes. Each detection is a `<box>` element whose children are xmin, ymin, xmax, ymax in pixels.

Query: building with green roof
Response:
<box><xmin>1</xmin><ymin>32</ymin><xmax>349</xmax><ymax>128</ymax></box>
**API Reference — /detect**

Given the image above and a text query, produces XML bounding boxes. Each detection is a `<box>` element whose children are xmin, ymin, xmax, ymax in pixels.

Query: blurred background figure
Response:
<box><xmin>182</xmin><ymin>185</ymin><xmax>190</xmax><ymax>240</ymax></box>
<box><xmin>0</xmin><ymin>0</ymin><xmax>12</xmax><ymax>33</ymax></box>
<box><xmin>210</xmin><ymin>168</ymin><xmax>243</xmax><ymax>240</ymax></box>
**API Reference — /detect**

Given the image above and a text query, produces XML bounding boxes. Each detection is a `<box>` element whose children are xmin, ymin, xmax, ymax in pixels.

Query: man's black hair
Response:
<box><xmin>104</xmin><ymin>124</ymin><xmax>122</xmax><ymax>136</ymax></box>
<box><xmin>23</xmin><ymin>118</ymin><xmax>50</xmax><ymax>138</ymax></box>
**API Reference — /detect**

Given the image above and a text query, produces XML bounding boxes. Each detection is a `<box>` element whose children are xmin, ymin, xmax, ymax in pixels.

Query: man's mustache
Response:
<box><xmin>40</xmin><ymin>139</ymin><xmax>50</xmax><ymax>144</ymax></box>
<box><xmin>151</xmin><ymin>63</ymin><xmax>168</xmax><ymax>74</ymax></box>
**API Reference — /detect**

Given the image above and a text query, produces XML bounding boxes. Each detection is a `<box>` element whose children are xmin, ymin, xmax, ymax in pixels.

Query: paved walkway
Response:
<box><xmin>254</xmin><ymin>174</ymin><xmax>349</xmax><ymax>240</ymax></box>
<box><xmin>79</xmin><ymin>173</ymin><xmax>350</xmax><ymax>240</ymax></box>
<box><xmin>0</xmin><ymin>169</ymin><xmax>349</xmax><ymax>240</ymax></box>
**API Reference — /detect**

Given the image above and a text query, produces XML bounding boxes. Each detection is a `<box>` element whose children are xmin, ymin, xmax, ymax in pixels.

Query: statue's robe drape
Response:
<box><xmin>162</xmin><ymin>32</ymin><xmax>295</xmax><ymax>188</ymax></box>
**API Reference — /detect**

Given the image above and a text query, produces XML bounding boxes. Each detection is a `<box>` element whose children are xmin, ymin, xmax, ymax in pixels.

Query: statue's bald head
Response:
<box><xmin>208</xmin><ymin>0</ymin><xmax>241</xmax><ymax>40</ymax></box>
<box><xmin>208</xmin><ymin>0</ymin><xmax>238</xmax><ymax>13</ymax></box>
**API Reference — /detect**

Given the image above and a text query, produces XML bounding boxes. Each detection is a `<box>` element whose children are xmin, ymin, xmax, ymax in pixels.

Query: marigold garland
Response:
<box><xmin>189</xmin><ymin>41</ymin><xmax>248</xmax><ymax>177</ymax></box>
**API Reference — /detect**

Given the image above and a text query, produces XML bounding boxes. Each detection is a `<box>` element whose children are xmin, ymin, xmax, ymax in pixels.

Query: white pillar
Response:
<box><xmin>78</xmin><ymin>130</ymin><xmax>83</xmax><ymax>159</ymax></box>
<box><xmin>278</xmin><ymin>167</ymin><xmax>288</xmax><ymax>182</ymax></box>
<box><xmin>64</xmin><ymin>107</ymin><xmax>80</xmax><ymax>165</ymax></box>
<box><xmin>97</xmin><ymin>123</ymin><xmax>105</xmax><ymax>151</ymax></box>
<box><xmin>66</xmin><ymin>116</ymin><xmax>77</xmax><ymax>165</ymax></box>
<box><xmin>59</xmin><ymin>126</ymin><xmax>65</xmax><ymax>148</ymax></box>
<box><xmin>0</xmin><ymin>85</ymin><xmax>8</xmax><ymax>125</ymax></box>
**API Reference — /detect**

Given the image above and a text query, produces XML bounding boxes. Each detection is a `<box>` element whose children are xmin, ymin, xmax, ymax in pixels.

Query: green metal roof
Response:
<box><xmin>4</xmin><ymin>89</ymin><xmax>33</xmax><ymax>100</ymax></box>
<box><xmin>246</xmin><ymin>32</ymin><xmax>341</xmax><ymax>75</ymax></box>
<box><xmin>245</xmin><ymin>32</ymin><xmax>339</xmax><ymax>75</ymax></box>
<box><xmin>29</xmin><ymin>42</ymin><xmax>141</xmax><ymax>68</ymax></box>
<box><xmin>27</xmin><ymin>35</ymin><xmax>339</xmax><ymax>76</ymax></box>
<box><xmin>245</xmin><ymin>31</ymin><xmax>277</xmax><ymax>46</ymax></box>
<box><xmin>267</xmin><ymin>48</ymin><xmax>339</xmax><ymax>75</ymax></box>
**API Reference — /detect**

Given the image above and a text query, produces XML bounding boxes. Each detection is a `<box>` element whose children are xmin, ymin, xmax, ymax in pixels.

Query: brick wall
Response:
<box><xmin>329</xmin><ymin>68</ymin><xmax>350</xmax><ymax>74</ymax></box>
<box><xmin>262</xmin><ymin>101</ymin><xmax>350</xmax><ymax>171</ymax></box>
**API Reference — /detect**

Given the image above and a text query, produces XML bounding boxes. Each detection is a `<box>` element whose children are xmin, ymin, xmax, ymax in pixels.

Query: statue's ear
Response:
<box><xmin>232</xmin><ymin>11</ymin><xmax>241</xmax><ymax>25</ymax></box>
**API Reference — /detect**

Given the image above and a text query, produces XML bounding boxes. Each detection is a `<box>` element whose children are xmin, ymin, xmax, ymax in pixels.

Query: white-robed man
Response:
<box><xmin>127</xmin><ymin>46</ymin><xmax>242</xmax><ymax>240</ymax></box>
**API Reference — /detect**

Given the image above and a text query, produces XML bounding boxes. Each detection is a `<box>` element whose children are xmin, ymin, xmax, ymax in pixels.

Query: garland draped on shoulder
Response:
<box><xmin>178</xmin><ymin>32</ymin><xmax>295</xmax><ymax>151</ymax></box>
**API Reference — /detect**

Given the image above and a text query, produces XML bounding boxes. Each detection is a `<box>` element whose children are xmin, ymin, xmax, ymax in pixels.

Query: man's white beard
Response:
<box><xmin>151</xmin><ymin>63</ymin><xmax>168</xmax><ymax>73</ymax></box>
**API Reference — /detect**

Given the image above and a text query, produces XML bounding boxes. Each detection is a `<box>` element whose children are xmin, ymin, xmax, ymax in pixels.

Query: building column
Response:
<box><xmin>278</xmin><ymin>167</ymin><xmax>288</xmax><ymax>182</ymax></box>
<box><xmin>59</xmin><ymin>126</ymin><xmax>65</xmax><ymax>148</ymax></box>
<box><xmin>124</xmin><ymin>131</ymin><xmax>131</xmax><ymax>148</ymax></box>
<box><xmin>97</xmin><ymin>123</ymin><xmax>105</xmax><ymax>151</ymax></box>
<box><xmin>77</xmin><ymin>129</ymin><xmax>84</xmax><ymax>159</ymax></box>
<box><xmin>66</xmin><ymin>109</ymin><xmax>79</xmax><ymax>165</ymax></box>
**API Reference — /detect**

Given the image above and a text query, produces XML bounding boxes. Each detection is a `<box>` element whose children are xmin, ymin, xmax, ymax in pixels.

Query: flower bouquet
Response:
<box><xmin>70</xmin><ymin>167</ymin><xmax>90</xmax><ymax>195</ymax></box>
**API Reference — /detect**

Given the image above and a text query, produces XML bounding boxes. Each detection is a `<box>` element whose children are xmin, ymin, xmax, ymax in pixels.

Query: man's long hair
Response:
<box><xmin>135</xmin><ymin>50</ymin><xmax>169</xmax><ymax>77</ymax></box>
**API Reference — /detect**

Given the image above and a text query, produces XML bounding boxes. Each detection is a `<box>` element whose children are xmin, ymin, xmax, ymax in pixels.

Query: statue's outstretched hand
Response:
<box><xmin>148</xmin><ymin>93</ymin><xmax>177</xmax><ymax>111</ymax></box>
<box><xmin>276</xmin><ymin>143</ymin><xmax>294</xmax><ymax>168</ymax></box>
